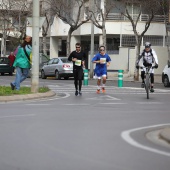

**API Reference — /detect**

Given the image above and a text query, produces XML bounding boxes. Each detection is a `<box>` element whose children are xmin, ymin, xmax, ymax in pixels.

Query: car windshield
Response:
<box><xmin>0</xmin><ymin>58</ymin><xmax>9</xmax><ymax>64</ymax></box>
<box><xmin>60</xmin><ymin>58</ymin><xmax>71</xmax><ymax>63</ymax></box>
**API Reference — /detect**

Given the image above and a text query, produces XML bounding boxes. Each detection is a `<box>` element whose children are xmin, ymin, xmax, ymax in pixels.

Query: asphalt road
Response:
<box><xmin>0</xmin><ymin>76</ymin><xmax>170</xmax><ymax>170</ymax></box>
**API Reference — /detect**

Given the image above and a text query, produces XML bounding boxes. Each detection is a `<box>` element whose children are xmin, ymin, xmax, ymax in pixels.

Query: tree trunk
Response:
<box><xmin>67</xmin><ymin>28</ymin><xmax>72</xmax><ymax>57</ymax></box>
<box><xmin>102</xmin><ymin>27</ymin><xmax>106</xmax><ymax>49</ymax></box>
<box><xmin>134</xmin><ymin>36</ymin><xmax>142</xmax><ymax>81</ymax></box>
<box><xmin>42</xmin><ymin>36</ymin><xmax>47</xmax><ymax>55</ymax></box>
<box><xmin>1</xmin><ymin>33</ymin><xmax>7</xmax><ymax>57</ymax></box>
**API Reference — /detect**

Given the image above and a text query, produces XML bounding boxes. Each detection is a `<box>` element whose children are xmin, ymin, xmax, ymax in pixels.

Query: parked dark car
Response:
<box><xmin>41</xmin><ymin>57</ymin><xmax>73</xmax><ymax>80</ymax></box>
<box><xmin>0</xmin><ymin>57</ymin><xmax>14</xmax><ymax>75</ymax></box>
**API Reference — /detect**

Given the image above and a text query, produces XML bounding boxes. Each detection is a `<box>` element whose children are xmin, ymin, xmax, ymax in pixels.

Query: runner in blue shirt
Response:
<box><xmin>92</xmin><ymin>45</ymin><xmax>111</xmax><ymax>93</ymax></box>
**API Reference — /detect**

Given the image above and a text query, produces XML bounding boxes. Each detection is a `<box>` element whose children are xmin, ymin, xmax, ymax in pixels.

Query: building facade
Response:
<box><xmin>49</xmin><ymin>0</ymin><xmax>169</xmax><ymax>76</ymax></box>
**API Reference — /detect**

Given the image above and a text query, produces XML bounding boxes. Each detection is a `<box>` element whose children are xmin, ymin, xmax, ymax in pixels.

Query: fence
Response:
<box><xmin>106</xmin><ymin>13</ymin><xmax>168</xmax><ymax>23</ymax></box>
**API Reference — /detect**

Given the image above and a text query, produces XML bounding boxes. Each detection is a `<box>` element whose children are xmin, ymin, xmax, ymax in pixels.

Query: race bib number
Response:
<box><xmin>75</xmin><ymin>59</ymin><xmax>81</xmax><ymax>66</ymax></box>
<box><xmin>100</xmin><ymin>58</ymin><xmax>106</xmax><ymax>64</ymax></box>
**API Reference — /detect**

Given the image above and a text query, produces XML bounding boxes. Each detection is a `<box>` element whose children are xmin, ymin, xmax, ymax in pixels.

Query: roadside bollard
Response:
<box><xmin>118</xmin><ymin>70</ymin><xmax>123</xmax><ymax>87</ymax></box>
<box><xmin>83</xmin><ymin>69</ymin><xmax>88</xmax><ymax>86</ymax></box>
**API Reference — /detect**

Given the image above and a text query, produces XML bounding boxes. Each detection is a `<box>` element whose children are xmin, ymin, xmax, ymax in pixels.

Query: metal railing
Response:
<box><xmin>106</xmin><ymin>13</ymin><xmax>168</xmax><ymax>23</ymax></box>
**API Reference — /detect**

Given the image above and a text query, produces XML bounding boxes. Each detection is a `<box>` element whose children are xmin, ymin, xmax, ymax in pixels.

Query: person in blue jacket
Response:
<box><xmin>92</xmin><ymin>45</ymin><xmax>111</xmax><ymax>94</ymax></box>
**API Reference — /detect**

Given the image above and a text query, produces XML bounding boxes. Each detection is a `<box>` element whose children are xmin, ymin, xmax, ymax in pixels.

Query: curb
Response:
<box><xmin>0</xmin><ymin>90</ymin><xmax>56</xmax><ymax>102</ymax></box>
<box><xmin>159</xmin><ymin>127</ymin><xmax>170</xmax><ymax>144</ymax></box>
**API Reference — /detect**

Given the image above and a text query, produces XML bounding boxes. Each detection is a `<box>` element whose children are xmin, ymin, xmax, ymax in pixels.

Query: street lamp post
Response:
<box><xmin>90</xmin><ymin>0</ymin><xmax>94</xmax><ymax>79</ymax></box>
<box><xmin>31</xmin><ymin>0</ymin><xmax>40</xmax><ymax>93</ymax></box>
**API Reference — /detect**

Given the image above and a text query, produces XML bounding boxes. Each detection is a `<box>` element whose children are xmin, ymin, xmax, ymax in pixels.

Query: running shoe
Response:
<box><xmin>141</xmin><ymin>83</ymin><xmax>145</xmax><ymax>88</ymax></box>
<box><xmin>79</xmin><ymin>91</ymin><xmax>82</xmax><ymax>95</ymax></box>
<box><xmin>150</xmin><ymin>87</ymin><xmax>154</xmax><ymax>93</ymax></box>
<box><xmin>96</xmin><ymin>89</ymin><xmax>100</xmax><ymax>94</ymax></box>
<box><xmin>10</xmin><ymin>83</ymin><xmax>15</xmax><ymax>90</ymax></box>
<box><xmin>75</xmin><ymin>90</ymin><xmax>78</xmax><ymax>96</ymax></box>
<box><xmin>102</xmin><ymin>87</ymin><xmax>106</xmax><ymax>93</ymax></box>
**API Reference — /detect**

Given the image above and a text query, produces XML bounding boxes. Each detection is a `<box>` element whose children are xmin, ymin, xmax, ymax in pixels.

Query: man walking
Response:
<box><xmin>68</xmin><ymin>43</ymin><xmax>86</xmax><ymax>96</ymax></box>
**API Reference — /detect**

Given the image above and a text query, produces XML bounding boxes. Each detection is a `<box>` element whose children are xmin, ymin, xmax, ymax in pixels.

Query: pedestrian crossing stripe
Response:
<box><xmin>47</xmin><ymin>85</ymin><xmax>170</xmax><ymax>94</ymax></box>
<box><xmin>86</xmin><ymin>95</ymin><xmax>120</xmax><ymax>100</ymax></box>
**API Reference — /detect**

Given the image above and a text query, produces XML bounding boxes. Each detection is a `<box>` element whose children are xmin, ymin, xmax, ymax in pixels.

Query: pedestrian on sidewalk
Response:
<box><xmin>10</xmin><ymin>35</ymin><xmax>32</xmax><ymax>90</ymax></box>
<box><xmin>8</xmin><ymin>52</ymin><xmax>16</xmax><ymax>72</ymax></box>
<box><xmin>92</xmin><ymin>45</ymin><xmax>111</xmax><ymax>94</ymax></box>
<box><xmin>68</xmin><ymin>42</ymin><xmax>86</xmax><ymax>96</ymax></box>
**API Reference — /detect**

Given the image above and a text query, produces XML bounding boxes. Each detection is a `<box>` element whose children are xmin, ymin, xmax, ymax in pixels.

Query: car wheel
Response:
<box><xmin>163</xmin><ymin>75</ymin><xmax>170</xmax><ymax>87</ymax></box>
<box><xmin>64</xmin><ymin>77</ymin><xmax>69</xmax><ymax>80</ymax></box>
<box><xmin>1</xmin><ymin>73</ymin><xmax>4</xmax><ymax>75</ymax></box>
<box><xmin>55</xmin><ymin>70</ymin><xmax>61</xmax><ymax>80</ymax></box>
<box><xmin>41</xmin><ymin>70</ymin><xmax>47</xmax><ymax>79</ymax></box>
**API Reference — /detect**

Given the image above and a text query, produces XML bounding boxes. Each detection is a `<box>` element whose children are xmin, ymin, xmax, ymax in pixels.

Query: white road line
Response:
<box><xmin>99</xmin><ymin>103</ymin><xmax>127</xmax><ymax>105</ymax></box>
<box><xmin>0</xmin><ymin>114</ymin><xmax>36</xmax><ymax>119</ymax></box>
<box><xmin>86</xmin><ymin>95</ymin><xmax>120</xmax><ymax>100</ymax></box>
<box><xmin>25</xmin><ymin>104</ymin><xmax>51</xmax><ymax>106</ymax></box>
<box><xmin>121</xmin><ymin>124</ymin><xmax>170</xmax><ymax>157</ymax></box>
<box><xmin>63</xmin><ymin>104</ymin><xmax>90</xmax><ymax>106</ymax></box>
<box><xmin>137</xmin><ymin>102</ymin><xmax>162</xmax><ymax>104</ymax></box>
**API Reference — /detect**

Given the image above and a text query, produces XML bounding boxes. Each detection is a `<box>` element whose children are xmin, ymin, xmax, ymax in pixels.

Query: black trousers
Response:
<box><xmin>141</xmin><ymin>71</ymin><xmax>154</xmax><ymax>84</ymax></box>
<box><xmin>73</xmin><ymin>67</ymin><xmax>83</xmax><ymax>91</ymax></box>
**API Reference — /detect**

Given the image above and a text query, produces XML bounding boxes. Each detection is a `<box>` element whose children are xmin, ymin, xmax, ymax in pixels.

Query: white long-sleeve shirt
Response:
<box><xmin>138</xmin><ymin>49</ymin><xmax>158</xmax><ymax>65</ymax></box>
<box><xmin>138</xmin><ymin>49</ymin><xmax>158</xmax><ymax>73</ymax></box>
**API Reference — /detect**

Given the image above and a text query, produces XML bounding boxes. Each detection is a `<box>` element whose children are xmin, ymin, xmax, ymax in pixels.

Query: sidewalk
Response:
<box><xmin>159</xmin><ymin>127</ymin><xmax>170</xmax><ymax>144</ymax></box>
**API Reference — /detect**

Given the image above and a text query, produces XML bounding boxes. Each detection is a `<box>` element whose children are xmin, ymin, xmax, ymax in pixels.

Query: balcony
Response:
<box><xmin>106</xmin><ymin>13</ymin><xmax>168</xmax><ymax>23</ymax></box>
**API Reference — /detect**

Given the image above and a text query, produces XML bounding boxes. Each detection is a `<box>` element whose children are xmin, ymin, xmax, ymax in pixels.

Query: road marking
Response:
<box><xmin>23</xmin><ymin>93</ymin><xmax>70</xmax><ymax>103</ymax></box>
<box><xmin>136</xmin><ymin>102</ymin><xmax>162</xmax><ymax>104</ymax></box>
<box><xmin>99</xmin><ymin>103</ymin><xmax>127</xmax><ymax>105</ymax></box>
<box><xmin>86</xmin><ymin>95</ymin><xmax>120</xmax><ymax>100</ymax></box>
<box><xmin>25</xmin><ymin>104</ymin><xmax>51</xmax><ymax>106</ymax></box>
<box><xmin>121</xmin><ymin>124</ymin><xmax>170</xmax><ymax>157</ymax></box>
<box><xmin>0</xmin><ymin>114</ymin><xmax>36</xmax><ymax>119</ymax></box>
<box><xmin>63</xmin><ymin>103</ymin><xmax>90</xmax><ymax>106</ymax></box>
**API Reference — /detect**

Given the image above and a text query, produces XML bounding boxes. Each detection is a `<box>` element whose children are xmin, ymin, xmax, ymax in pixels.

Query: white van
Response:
<box><xmin>162</xmin><ymin>61</ymin><xmax>170</xmax><ymax>87</ymax></box>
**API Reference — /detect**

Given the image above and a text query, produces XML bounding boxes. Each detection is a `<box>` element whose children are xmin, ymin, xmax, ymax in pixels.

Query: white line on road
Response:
<box><xmin>0</xmin><ymin>114</ymin><xmax>36</xmax><ymax>119</ymax></box>
<box><xmin>25</xmin><ymin>104</ymin><xmax>52</xmax><ymax>106</ymax></box>
<box><xmin>99</xmin><ymin>103</ymin><xmax>127</xmax><ymax>105</ymax></box>
<box><xmin>86</xmin><ymin>95</ymin><xmax>120</xmax><ymax>100</ymax></box>
<box><xmin>63</xmin><ymin>104</ymin><xmax>90</xmax><ymax>106</ymax></box>
<box><xmin>121</xmin><ymin>124</ymin><xmax>170</xmax><ymax>157</ymax></box>
<box><xmin>136</xmin><ymin>102</ymin><xmax>162</xmax><ymax>104</ymax></box>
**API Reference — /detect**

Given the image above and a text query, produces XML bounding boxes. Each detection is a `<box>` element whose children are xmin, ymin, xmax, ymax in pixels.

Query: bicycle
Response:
<box><xmin>142</xmin><ymin>65</ymin><xmax>155</xmax><ymax>99</ymax></box>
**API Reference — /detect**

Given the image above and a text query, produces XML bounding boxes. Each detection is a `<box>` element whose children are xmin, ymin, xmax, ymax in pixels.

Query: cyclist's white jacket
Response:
<box><xmin>138</xmin><ymin>49</ymin><xmax>158</xmax><ymax>73</ymax></box>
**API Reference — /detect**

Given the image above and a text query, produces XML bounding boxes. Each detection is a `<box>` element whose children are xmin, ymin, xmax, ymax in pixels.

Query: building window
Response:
<box><xmin>143</xmin><ymin>36</ymin><xmax>164</xmax><ymax>46</ymax></box>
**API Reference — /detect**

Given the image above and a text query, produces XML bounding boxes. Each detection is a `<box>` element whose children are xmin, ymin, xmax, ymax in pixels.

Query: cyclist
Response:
<box><xmin>136</xmin><ymin>42</ymin><xmax>158</xmax><ymax>92</ymax></box>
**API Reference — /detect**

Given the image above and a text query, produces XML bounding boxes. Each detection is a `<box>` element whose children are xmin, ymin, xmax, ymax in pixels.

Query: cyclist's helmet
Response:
<box><xmin>145</xmin><ymin>42</ymin><xmax>151</xmax><ymax>48</ymax></box>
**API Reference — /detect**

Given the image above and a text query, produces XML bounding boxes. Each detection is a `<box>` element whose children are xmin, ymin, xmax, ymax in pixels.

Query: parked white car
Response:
<box><xmin>162</xmin><ymin>61</ymin><xmax>170</xmax><ymax>87</ymax></box>
<box><xmin>41</xmin><ymin>57</ymin><xmax>73</xmax><ymax>80</ymax></box>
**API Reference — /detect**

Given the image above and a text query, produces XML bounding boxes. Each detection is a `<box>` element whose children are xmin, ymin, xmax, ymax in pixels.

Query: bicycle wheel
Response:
<box><xmin>145</xmin><ymin>74</ymin><xmax>150</xmax><ymax>99</ymax></box>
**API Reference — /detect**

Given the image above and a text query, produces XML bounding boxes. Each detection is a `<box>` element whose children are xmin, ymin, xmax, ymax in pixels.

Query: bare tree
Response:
<box><xmin>89</xmin><ymin>0</ymin><xmax>115</xmax><ymax>49</ymax></box>
<box><xmin>0</xmin><ymin>0</ymin><xmax>31</xmax><ymax>57</ymax></box>
<box><xmin>116</xmin><ymin>0</ymin><xmax>163</xmax><ymax>80</ymax></box>
<box><xmin>40</xmin><ymin>1</ymin><xmax>51</xmax><ymax>56</ymax></box>
<box><xmin>47</xmin><ymin>0</ymin><xmax>91</xmax><ymax>56</ymax></box>
<box><xmin>161</xmin><ymin>0</ymin><xmax>170</xmax><ymax>61</ymax></box>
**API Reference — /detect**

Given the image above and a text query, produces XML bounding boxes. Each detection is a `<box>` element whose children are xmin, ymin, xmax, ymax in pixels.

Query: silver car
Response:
<box><xmin>41</xmin><ymin>57</ymin><xmax>73</xmax><ymax>80</ymax></box>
